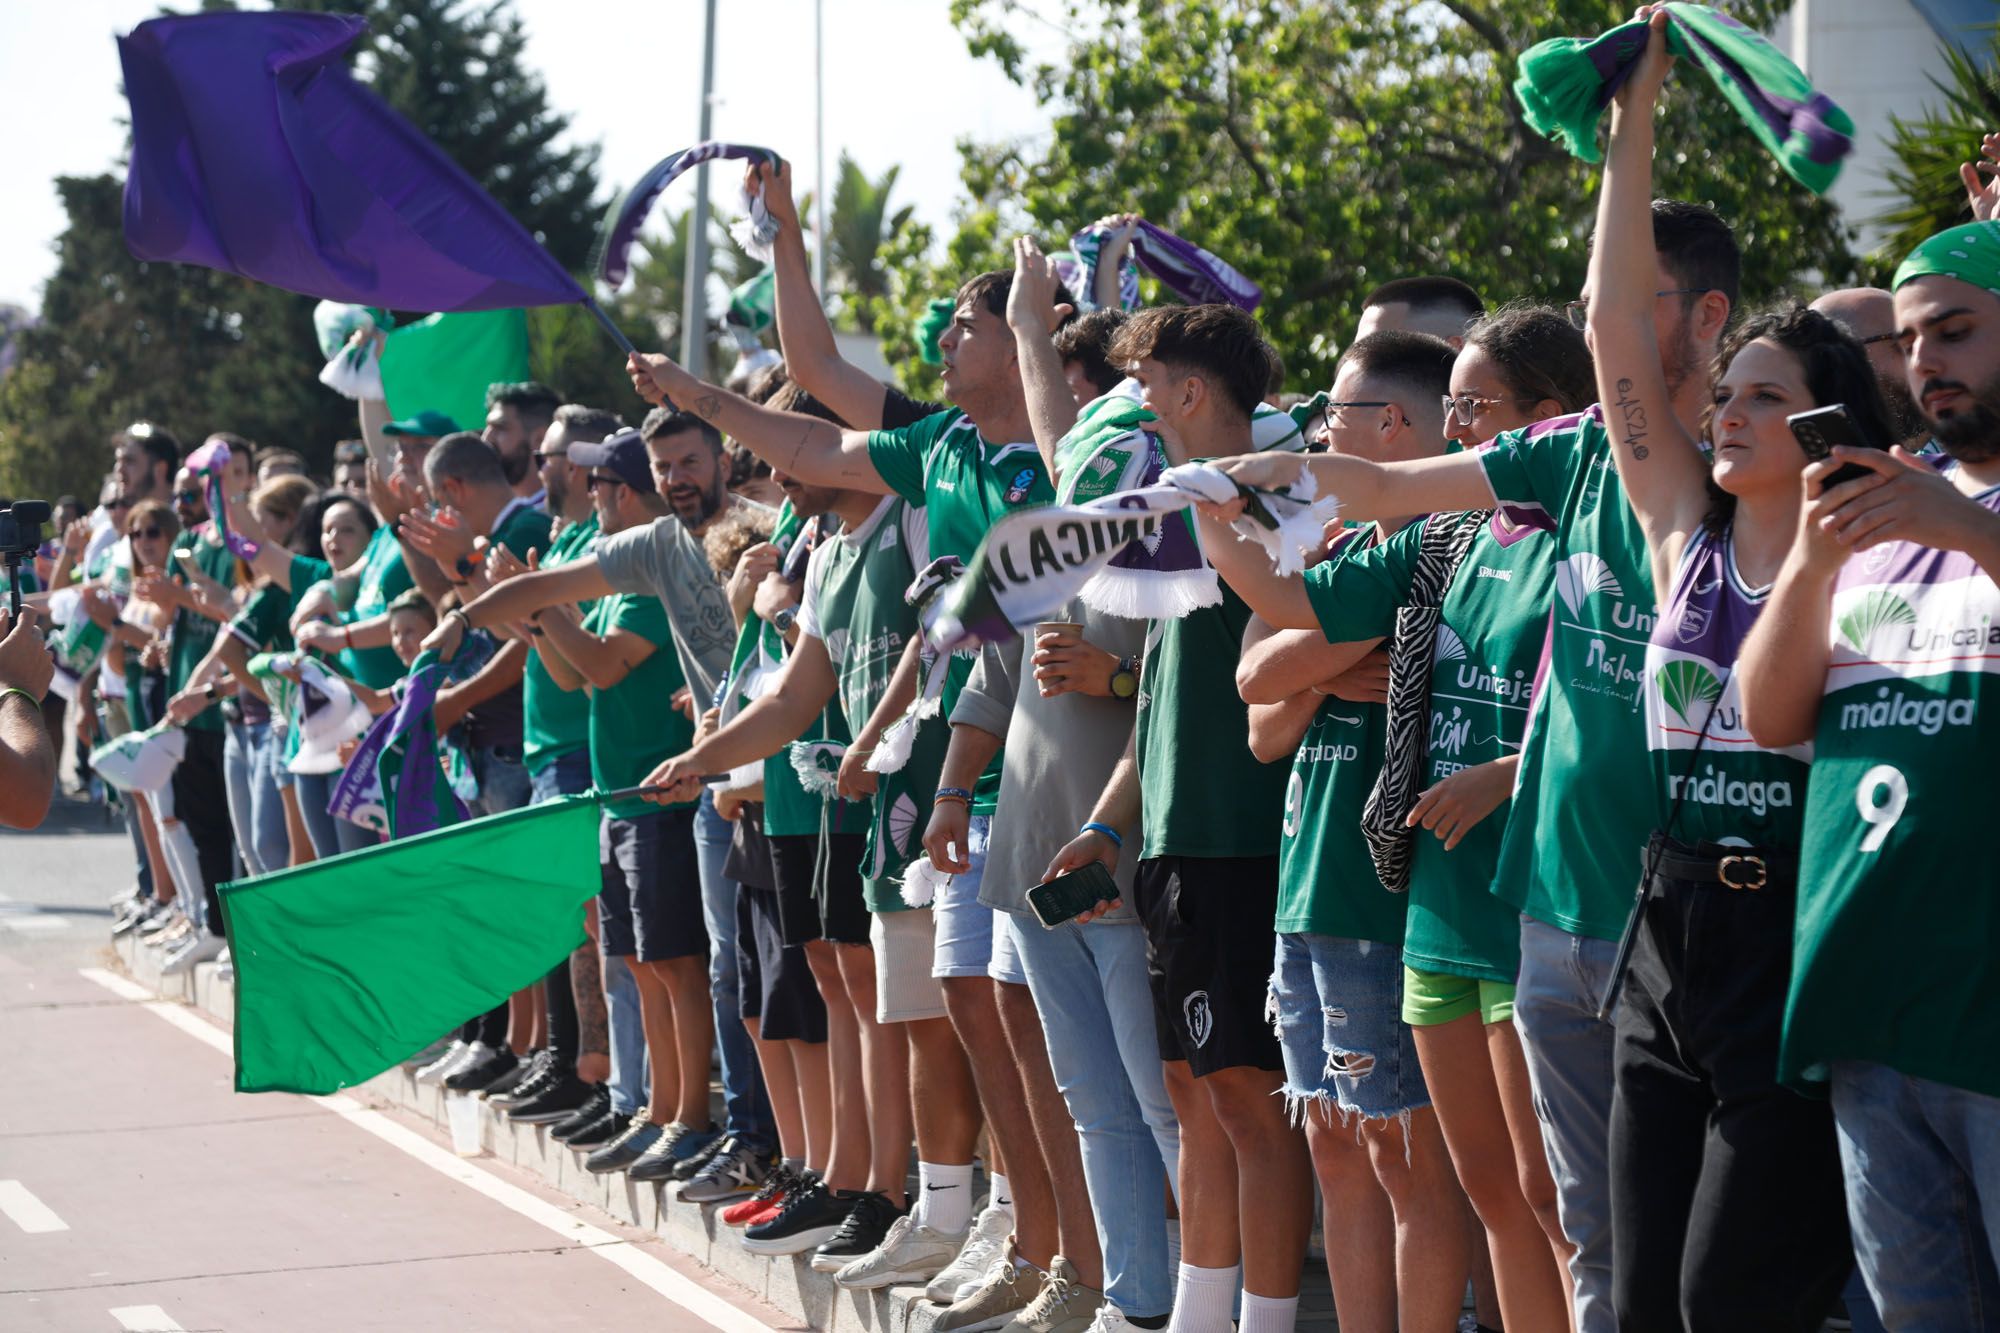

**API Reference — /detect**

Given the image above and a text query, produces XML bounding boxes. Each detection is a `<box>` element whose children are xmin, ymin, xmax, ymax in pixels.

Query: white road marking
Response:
<box><xmin>1</xmin><ymin>915</ymin><xmax>71</xmax><ymax>934</ymax></box>
<box><xmin>77</xmin><ymin>969</ymin><xmax>779</xmax><ymax>1333</ymax></box>
<box><xmin>0</xmin><ymin>1179</ymin><xmax>69</xmax><ymax>1233</ymax></box>
<box><xmin>110</xmin><ymin>1305</ymin><xmax>186</xmax><ymax>1331</ymax></box>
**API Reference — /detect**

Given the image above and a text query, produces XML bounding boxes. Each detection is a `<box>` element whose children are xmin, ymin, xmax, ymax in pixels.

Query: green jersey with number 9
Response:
<box><xmin>1782</xmin><ymin>476</ymin><xmax>2000</xmax><ymax>1098</ymax></box>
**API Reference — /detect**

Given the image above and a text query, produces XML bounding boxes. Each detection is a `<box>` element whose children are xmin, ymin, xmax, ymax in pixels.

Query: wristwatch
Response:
<box><xmin>771</xmin><ymin>606</ymin><xmax>798</xmax><ymax>635</ymax></box>
<box><xmin>1109</xmin><ymin>655</ymin><xmax>1139</xmax><ymax>700</ymax></box>
<box><xmin>454</xmin><ymin>552</ymin><xmax>478</xmax><ymax>580</ymax></box>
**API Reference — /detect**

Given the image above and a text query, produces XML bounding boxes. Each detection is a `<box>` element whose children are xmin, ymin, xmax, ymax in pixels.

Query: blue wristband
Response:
<box><xmin>934</xmin><ymin>786</ymin><xmax>974</xmax><ymax>804</ymax></box>
<box><xmin>1080</xmin><ymin>821</ymin><xmax>1122</xmax><ymax>848</ymax></box>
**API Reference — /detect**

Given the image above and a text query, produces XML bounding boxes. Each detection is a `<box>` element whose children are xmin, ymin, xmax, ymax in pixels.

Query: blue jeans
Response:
<box><xmin>1272</xmin><ymin>933</ymin><xmax>1428</xmax><ymax>1124</ymax></box>
<box><xmin>469</xmin><ymin>743</ymin><xmax>532</xmax><ymax>817</ymax></box>
<box><xmin>695</xmin><ymin>790</ymin><xmax>770</xmax><ymax>1147</ymax></box>
<box><xmin>223</xmin><ymin>718</ymin><xmax>285</xmax><ymax>877</ymax></box>
<box><xmin>605</xmin><ymin>952</ymin><xmax>648</xmax><ymax>1118</ymax></box>
<box><xmin>529</xmin><ymin>749</ymin><xmax>593</xmax><ymax>806</ymax></box>
<box><xmin>1009</xmin><ymin>910</ymin><xmax>1177</xmax><ymax>1319</ymax></box>
<box><xmin>1512</xmin><ymin>915</ymin><xmax>1619</xmax><ymax>1333</ymax></box>
<box><xmin>1833</xmin><ymin>1061</ymin><xmax>2000</xmax><ymax>1330</ymax></box>
<box><xmin>933</xmin><ymin>815</ymin><xmax>995</xmax><ymax>977</ymax></box>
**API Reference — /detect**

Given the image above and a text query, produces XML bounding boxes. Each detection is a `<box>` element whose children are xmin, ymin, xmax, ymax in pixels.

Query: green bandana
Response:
<box><xmin>1893</xmin><ymin>221</ymin><xmax>2000</xmax><ymax>298</ymax></box>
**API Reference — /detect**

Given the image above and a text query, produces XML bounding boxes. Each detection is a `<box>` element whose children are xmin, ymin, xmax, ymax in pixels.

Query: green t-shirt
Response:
<box><xmin>584</xmin><ymin>591</ymin><xmax>693</xmax><ymax>819</ymax></box>
<box><xmin>1781</xmin><ymin>479</ymin><xmax>2000</xmax><ymax>1097</ymax></box>
<box><xmin>801</xmin><ymin>497</ymin><xmax>928</xmax><ymax>911</ymax></box>
<box><xmin>286</xmin><ymin>553</ymin><xmax>333</xmax><ymax>620</ymax></box>
<box><xmin>342</xmin><ymin>524</ymin><xmax>413</xmax><ymax>690</ymax></box>
<box><xmin>168</xmin><ymin>529</ymin><xmax>239</xmax><ymax>732</ymax></box>
<box><xmin>523</xmin><ymin>513</ymin><xmax>597</xmax><ymax>776</ymax></box>
<box><xmin>1136</xmin><ymin>582</ymin><xmax>1289</xmax><ymax>861</ymax></box>
<box><xmin>491</xmin><ymin>500</ymin><xmax>554</xmax><ymax>563</ymax></box>
<box><xmin>1307</xmin><ymin>515</ymin><xmax>1556</xmax><ymax>974</ymax></box>
<box><xmin>227</xmin><ymin>582</ymin><xmax>295</xmax><ymax>655</ymax></box>
<box><xmin>730</xmin><ymin>505</ymin><xmax>861</xmax><ymax>840</ymax></box>
<box><xmin>1477</xmin><ymin>408</ymin><xmax>1658</xmax><ymax>939</ymax></box>
<box><xmin>866</xmin><ymin>409</ymin><xmax>1052</xmax><ymax>815</ymax></box>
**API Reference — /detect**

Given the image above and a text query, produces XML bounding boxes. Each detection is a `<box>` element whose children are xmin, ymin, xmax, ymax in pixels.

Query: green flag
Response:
<box><xmin>221</xmin><ymin>794</ymin><xmax>602</xmax><ymax>1094</ymax></box>
<box><xmin>380</xmin><ymin>308</ymin><xmax>531</xmax><ymax>439</ymax></box>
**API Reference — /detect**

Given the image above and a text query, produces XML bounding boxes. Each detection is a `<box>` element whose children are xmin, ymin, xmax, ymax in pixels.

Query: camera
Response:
<box><xmin>0</xmin><ymin>499</ymin><xmax>51</xmax><ymax>615</ymax></box>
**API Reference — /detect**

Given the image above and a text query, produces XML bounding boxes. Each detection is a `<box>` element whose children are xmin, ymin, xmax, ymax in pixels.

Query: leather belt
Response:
<box><xmin>1650</xmin><ymin>846</ymin><xmax>1797</xmax><ymax>892</ymax></box>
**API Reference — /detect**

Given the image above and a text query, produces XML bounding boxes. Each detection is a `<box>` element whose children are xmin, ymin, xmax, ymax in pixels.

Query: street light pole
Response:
<box><xmin>679</xmin><ymin>0</ymin><xmax>719</xmax><ymax>379</ymax></box>
<box><xmin>813</xmin><ymin>0</ymin><xmax>828</xmax><ymax>300</ymax></box>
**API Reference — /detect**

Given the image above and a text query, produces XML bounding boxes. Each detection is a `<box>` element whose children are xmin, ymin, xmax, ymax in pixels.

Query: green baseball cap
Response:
<box><xmin>381</xmin><ymin>409</ymin><xmax>460</xmax><ymax>438</ymax></box>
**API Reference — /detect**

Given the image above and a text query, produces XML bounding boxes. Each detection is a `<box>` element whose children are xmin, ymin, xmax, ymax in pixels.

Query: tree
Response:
<box><xmin>0</xmin><ymin>0</ymin><xmax>616</xmax><ymax>499</ymax></box>
<box><xmin>1872</xmin><ymin>25</ymin><xmax>2000</xmax><ymax>273</ymax></box>
<box><xmin>882</xmin><ymin>0</ymin><xmax>1860</xmax><ymax>396</ymax></box>
<box><xmin>828</xmin><ymin>153</ymin><xmax>916</xmax><ymax>331</ymax></box>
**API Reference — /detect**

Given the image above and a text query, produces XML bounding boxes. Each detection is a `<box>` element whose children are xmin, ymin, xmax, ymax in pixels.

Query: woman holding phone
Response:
<box><xmin>1584</xmin><ymin>10</ymin><xmax>1889</xmax><ymax>1327</ymax></box>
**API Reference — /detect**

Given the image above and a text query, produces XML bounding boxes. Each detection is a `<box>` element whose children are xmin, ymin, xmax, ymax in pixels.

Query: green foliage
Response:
<box><xmin>890</xmin><ymin>0</ymin><xmax>1860</xmax><ymax>395</ymax></box>
<box><xmin>828</xmin><ymin>153</ymin><xmax>918</xmax><ymax>331</ymax></box>
<box><xmin>0</xmin><ymin>0</ymin><xmax>614</xmax><ymax>501</ymax></box>
<box><xmin>1872</xmin><ymin>24</ymin><xmax>2000</xmax><ymax>275</ymax></box>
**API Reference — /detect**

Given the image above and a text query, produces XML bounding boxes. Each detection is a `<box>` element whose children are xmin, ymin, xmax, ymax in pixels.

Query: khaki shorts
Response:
<box><xmin>871</xmin><ymin>909</ymin><xmax>948</xmax><ymax>1024</ymax></box>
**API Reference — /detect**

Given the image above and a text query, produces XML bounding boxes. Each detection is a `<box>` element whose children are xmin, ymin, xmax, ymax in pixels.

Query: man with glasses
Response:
<box><xmin>1810</xmin><ymin>287</ymin><xmax>1928</xmax><ymax>447</ymax></box>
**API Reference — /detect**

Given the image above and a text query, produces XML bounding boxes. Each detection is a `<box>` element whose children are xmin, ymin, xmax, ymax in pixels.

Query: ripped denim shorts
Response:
<box><xmin>1270</xmin><ymin>931</ymin><xmax>1430</xmax><ymax>1126</ymax></box>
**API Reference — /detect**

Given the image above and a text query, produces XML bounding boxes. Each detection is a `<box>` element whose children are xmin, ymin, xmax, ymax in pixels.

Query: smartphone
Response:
<box><xmin>1787</xmin><ymin>404</ymin><xmax>1883</xmax><ymax>488</ymax></box>
<box><xmin>1026</xmin><ymin>861</ymin><xmax>1120</xmax><ymax>930</ymax></box>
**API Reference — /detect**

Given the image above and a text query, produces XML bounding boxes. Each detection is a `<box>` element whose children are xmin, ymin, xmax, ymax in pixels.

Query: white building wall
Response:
<box><xmin>1771</xmin><ymin>0</ymin><xmax>1970</xmax><ymax>255</ymax></box>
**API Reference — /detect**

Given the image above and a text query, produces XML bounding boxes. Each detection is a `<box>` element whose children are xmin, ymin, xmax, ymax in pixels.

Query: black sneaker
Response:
<box><xmin>484</xmin><ymin>1049</ymin><xmax>552</xmax><ymax>1104</ymax></box>
<box><xmin>679</xmin><ymin>1135</ymin><xmax>774</xmax><ymax>1203</ymax></box>
<box><xmin>627</xmin><ymin>1121</ymin><xmax>704</xmax><ymax>1183</ymax></box>
<box><xmin>584</xmin><ymin>1114</ymin><xmax>663</xmax><ymax>1174</ymax></box>
<box><xmin>548</xmin><ymin>1086</ymin><xmax>610</xmax><ymax>1140</ymax></box>
<box><xmin>809</xmin><ymin>1191</ymin><xmax>902</xmax><ymax>1273</ymax></box>
<box><xmin>444</xmin><ymin>1046</ymin><xmax>521</xmax><ymax>1093</ymax></box>
<box><xmin>508</xmin><ymin>1075</ymin><xmax>594</xmax><ymax>1124</ymax></box>
<box><xmin>668</xmin><ymin>1127</ymin><xmax>732</xmax><ymax>1182</ymax></box>
<box><xmin>561</xmin><ymin>1101</ymin><xmax>627</xmax><ymax>1148</ymax></box>
<box><xmin>741</xmin><ymin>1176</ymin><xmax>851</xmax><ymax>1256</ymax></box>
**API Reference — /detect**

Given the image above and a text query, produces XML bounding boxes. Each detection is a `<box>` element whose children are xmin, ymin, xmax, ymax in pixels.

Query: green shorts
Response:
<box><xmin>1402</xmin><ymin>965</ymin><xmax>1515</xmax><ymax>1026</ymax></box>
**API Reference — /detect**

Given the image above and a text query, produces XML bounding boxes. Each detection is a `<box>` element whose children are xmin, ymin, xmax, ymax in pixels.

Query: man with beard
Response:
<box><xmin>486</xmin><ymin>381</ymin><xmax>562</xmax><ymax>505</ymax></box>
<box><xmin>645</xmin><ymin>404</ymin><xmax>737</xmax><ymax>532</ymax></box>
<box><xmin>1810</xmin><ymin>287</ymin><xmax>1928</xmax><ymax>447</ymax></box>
<box><xmin>1214</xmin><ymin>201</ymin><xmax>1738</xmax><ymax>1333</ymax></box>
<box><xmin>1739</xmin><ymin>219</ymin><xmax>2000</xmax><ymax>1329</ymax></box>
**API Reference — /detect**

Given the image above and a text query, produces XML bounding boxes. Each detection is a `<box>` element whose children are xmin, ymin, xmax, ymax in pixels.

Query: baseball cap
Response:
<box><xmin>381</xmin><ymin>409</ymin><xmax>460</xmax><ymax>438</ymax></box>
<box><xmin>568</xmin><ymin>427</ymin><xmax>657</xmax><ymax>494</ymax></box>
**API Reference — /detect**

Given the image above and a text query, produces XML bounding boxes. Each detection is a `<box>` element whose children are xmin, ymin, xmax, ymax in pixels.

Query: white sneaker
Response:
<box><xmin>160</xmin><ymin>930</ymin><xmax>226</xmax><ymax>976</ymax></box>
<box><xmin>214</xmin><ymin>947</ymin><xmax>234</xmax><ymax>984</ymax></box>
<box><xmin>1081</xmin><ymin>1305</ymin><xmax>1135</xmax><ymax>1333</ymax></box>
<box><xmin>835</xmin><ymin>1213</ymin><xmax>968</xmax><ymax>1289</ymax></box>
<box><xmin>417</xmin><ymin>1040</ymin><xmax>480</xmax><ymax>1085</ymax></box>
<box><xmin>928</xmin><ymin>1200</ymin><xmax>1016</xmax><ymax>1303</ymax></box>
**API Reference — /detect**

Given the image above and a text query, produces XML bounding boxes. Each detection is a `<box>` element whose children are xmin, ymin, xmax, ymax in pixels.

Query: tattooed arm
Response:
<box><xmin>1586</xmin><ymin>9</ymin><xmax>1721</xmax><ymax>595</ymax></box>
<box><xmin>627</xmin><ymin>353</ymin><xmax>891</xmax><ymax>494</ymax></box>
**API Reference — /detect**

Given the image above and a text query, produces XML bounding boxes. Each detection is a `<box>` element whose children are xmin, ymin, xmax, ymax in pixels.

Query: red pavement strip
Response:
<box><xmin>0</xmin><ymin>966</ymin><xmax>795</xmax><ymax>1333</ymax></box>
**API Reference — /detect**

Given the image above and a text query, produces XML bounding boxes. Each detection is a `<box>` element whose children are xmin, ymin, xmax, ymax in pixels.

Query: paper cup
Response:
<box><xmin>1033</xmin><ymin>622</ymin><xmax>1085</xmax><ymax>697</ymax></box>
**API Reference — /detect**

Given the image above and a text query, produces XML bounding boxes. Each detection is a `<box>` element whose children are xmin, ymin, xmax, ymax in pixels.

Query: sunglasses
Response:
<box><xmin>585</xmin><ymin>473</ymin><xmax>626</xmax><ymax>492</ymax></box>
<box><xmin>173</xmin><ymin>490</ymin><xmax>203</xmax><ymax>504</ymax></box>
<box><xmin>109</xmin><ymin>498</ymin><xmax>134</xmax><ymax>511</ymax></box>
<box><xmin>128</xmin><ymin>526</ymin><xmax>165</xmax><ymax>540</ymax></box>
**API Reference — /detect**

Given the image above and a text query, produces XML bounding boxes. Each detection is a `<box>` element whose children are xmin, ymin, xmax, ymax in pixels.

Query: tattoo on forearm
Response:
<box><xmin>788</xmin><ymin>423</ymin><xmax>812</xmax><ymax>472</ymax></box>
<box><xmin>691</xmin><ymin>392</ymin><xmax>721</xmax><ymax>421</ymax></box>
<box><xmin>571</xmin><ymin>943</ymin><xmax>609</xmax><ymax>1056</ymax></box>
<box><xmin>1614</xmin><ymin>377</ymin><xmax>1650</xmax><ymax>460</ymax></box>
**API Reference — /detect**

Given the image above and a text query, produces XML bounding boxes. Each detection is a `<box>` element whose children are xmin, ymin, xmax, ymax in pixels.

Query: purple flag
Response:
<box><xmin>118</xmin><ymin>12</ymin><xmax>587</xmax><ymax>312</ymax></box>
<box><xmin>594</xmin><ymin>142</ymin><xmax>785</xmax><ymax>288</ymax></box>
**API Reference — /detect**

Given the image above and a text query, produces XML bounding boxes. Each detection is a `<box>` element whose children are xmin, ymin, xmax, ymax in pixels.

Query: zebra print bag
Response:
<box><xmin>1360</xmin><ymin>510</ymin><xmax>1490</xmax><ymax>893</ymax></box>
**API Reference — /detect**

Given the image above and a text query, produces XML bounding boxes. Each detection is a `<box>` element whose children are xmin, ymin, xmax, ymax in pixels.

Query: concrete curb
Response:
<box><xmin>112</xmin><ymin>930</ymin><xmax>957</xmax><ymax>1333</ymax></box>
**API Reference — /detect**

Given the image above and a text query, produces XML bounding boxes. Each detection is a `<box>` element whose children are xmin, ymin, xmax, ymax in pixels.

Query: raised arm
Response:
<box><xmin>1007</xmin><ymin>236</ymin><xmax>1082</xmax><ymax>476</ymax></box>
<box><xmin>1586</xmin><ymin>7</ymin><xmax>1710</xmax><ymax>592</ymax></box>
<box><xmin>1211</xmin><ymin>449</ymin><xmax>1499</xmax><ymax>530</ymax></box>
<box><xmin>628</xmin><ymin>352</ymin><xmax>889</xmax><ymax>493</ymax></box>
<box><xmin>750</xmin><ymin>161</ymin><xmax>898</xmax><ymax>431</ymax></box>
<box><xmin>422</xmin><ymin>557</ymin><xmax>615</xmax><ymax>660</ymax></box>
<box><xmin>642</xmin><ymin>633</ymin><xmax>840</xmax><ymax>803</ymax></box>
<box><xmin>1190</xmin><ymin>506</ymin><xmax>1319</xmax><ymax>629</ymax></box>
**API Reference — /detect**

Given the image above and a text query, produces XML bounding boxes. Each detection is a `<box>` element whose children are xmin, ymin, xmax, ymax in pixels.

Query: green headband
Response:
<box><xmin>1893</xmin><ymin>220</ymin><xmax>2000</xmax><ymax>297</ymax></box>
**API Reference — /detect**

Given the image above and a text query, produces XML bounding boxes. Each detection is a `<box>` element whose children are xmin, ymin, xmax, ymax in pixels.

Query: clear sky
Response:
<box><xmin>0</xmin><ymin>0</ymin><xmax>1056</xmax><ymax>313</ymax></box>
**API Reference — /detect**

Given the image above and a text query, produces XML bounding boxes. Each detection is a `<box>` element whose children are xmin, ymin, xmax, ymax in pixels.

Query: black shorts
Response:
<box><xmin>1134</xmin><ymin>854</ymin><xmax>1285</xmax><ymax>1078</ymax></box>
<box><xmin>597</xmin><ymin>809</ymin><xmax>708</xmax><ymax>963</ymax></box>
<box><xmin>768</xmin><ymin>832</ymin><xmax>872</xmax><ymax>947</ymax></box>
<box><xmin>736</xmin><ymin>885</ymin><xmax>827</xmax><ymax>1043</ymax></box>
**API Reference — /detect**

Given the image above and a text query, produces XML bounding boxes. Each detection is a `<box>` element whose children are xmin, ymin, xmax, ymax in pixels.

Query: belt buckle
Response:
<box><xmin>1717</xmin><ymin>854</ymin><xmax>1766</xmax><ymax>891</ymax></box>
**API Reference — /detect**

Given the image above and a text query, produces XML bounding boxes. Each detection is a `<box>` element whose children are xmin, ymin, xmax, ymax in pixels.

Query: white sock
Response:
<box><xmin>1167</xmin><ymin>1262</ymin><xmax>1239</xmax><ymax>1333</ymax></box>
<box><xmin>917</xmin><ymin>1160</ymin><xmax>974</xmax><ymax>1234</ymax></box>
<box><xmin>782</xmin><ymin>1156</ymin><xmax>804</xmax><ymax>1176</ymax></box>
<box><xmin>1236</xmin><ymin>1291</ymin><xmax>1298</xmax><ymax>1333</ymax></box>
<box><xmin>986</xmin><ymin>1171</ymin><xmax>1014</xmax><ymax>1214</ymax></box>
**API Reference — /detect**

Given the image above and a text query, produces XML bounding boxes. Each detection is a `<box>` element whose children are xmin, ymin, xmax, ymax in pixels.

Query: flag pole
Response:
<box><xmin>582</xmin><ymin>296</ymin><xmax>638</xmax><ymax>358</ymax></box>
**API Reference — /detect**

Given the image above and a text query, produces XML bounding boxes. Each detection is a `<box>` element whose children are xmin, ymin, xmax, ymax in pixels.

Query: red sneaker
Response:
<box><xmin>723</xmin><ymin>1165</ymin><xmax>801</xmax><ymax>1227</ymax></box>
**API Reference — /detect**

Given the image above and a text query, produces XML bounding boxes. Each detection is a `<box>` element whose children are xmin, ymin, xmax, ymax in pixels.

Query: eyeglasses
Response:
<box><xmin>1564</xmin><ymin>289</ymin><xmax>1713</xmax><ymax>331</ymax></box>
<box><xmin>108</xmin><ymin>497</ymin><xmax>134</xmax><ymax>511</ymax></box>
<box><xmin>1441</xmin><ymin>393</ymin><xmax>1533</xmax><ymax>426</ymax></box>
<box><xmin>1314</xmin><ymin>400</ymin><xmax>1409</xmax><ymax>433</ymax></box>
<box><xmin>585</xmin><ymin>473</ymin><xmax>625</xmax><ymax>492</ymax></box>
<box><xmin>128</xmin><ymin>526</ymin><xmax>164</xmax><ymax>540</ymax></box>
<box><xmin>536</xmin><ymin>449</ymin><xmax>569</xmax><ymax>468</ymax></box>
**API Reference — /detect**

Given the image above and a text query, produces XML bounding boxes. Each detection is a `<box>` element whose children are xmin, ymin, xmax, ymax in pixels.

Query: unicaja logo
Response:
<box><xmin>1838</xmin><ymin>591</ymin><xmax>1917</xmax><ymax>654</ymax></box>
<box><xmin>1556</xmin><ymin>552</ymin><xmax>1622</xmax><ymax>618</ymax></box>
<box><xmin>1655</xmin><ymin>659</ymin><xmax>1722</xmax><ymax>725</ymax></box>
